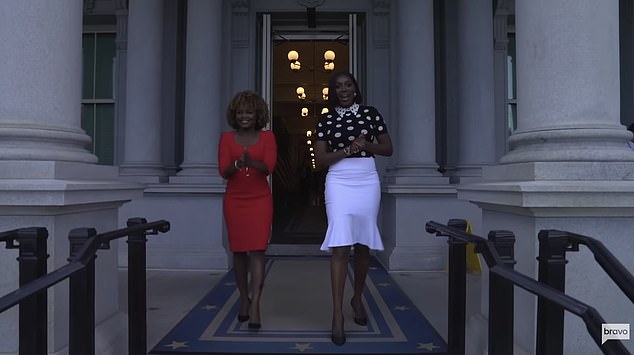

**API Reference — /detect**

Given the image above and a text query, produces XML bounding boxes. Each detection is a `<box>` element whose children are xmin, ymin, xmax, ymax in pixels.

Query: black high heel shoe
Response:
<box><xmin>237</xmin><ymin>298</ymin><xmax>250</xmax><ymax>322</ymax></box>
<box><xmin>331</xmin><ymin>317</ymin><xmax>346</xmax><ymax>346</ymax></box>
<box><xmin>351</xmin><ymin>297</ymin><xmax>368</xmax><ymax>326</ymax></box>
<box><xmin>331</xmin><ymin>333</ymin><xmax>346</xmax><ymax>346</ymax></box>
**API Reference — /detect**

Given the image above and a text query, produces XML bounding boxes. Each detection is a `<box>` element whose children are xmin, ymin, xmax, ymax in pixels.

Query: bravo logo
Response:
<box><xmin>601</xmin><ymin>323</ymin><xmax>630</xmax><ymax>344</ymax></box>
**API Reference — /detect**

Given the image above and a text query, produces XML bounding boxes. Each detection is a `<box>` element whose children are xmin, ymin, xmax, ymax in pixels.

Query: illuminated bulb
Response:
<box><xmin>288</xmin><ymin>50</ymin><xmax>299</xmax><ymax>61</ymax></box>
<box><xmin>324</xmin><ymin>50</ymin><xmax>335</xmax><ymax>61</ymax></box>
<box><xmin>321</xmin><ymin>107</ymin><xmax>329</xmax><ymax>114</ymax></box>
<box><xmin>322</xmin><ymin>87</ymin><xmax>329</xmax><ymax>100</ymax></box>
<box><xmin>301</xmin><ymin>107</ymin><xmax>308</xmax><ymax>117</ymax></box>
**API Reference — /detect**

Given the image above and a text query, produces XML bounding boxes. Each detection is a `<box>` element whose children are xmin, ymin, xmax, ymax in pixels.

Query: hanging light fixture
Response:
<box><xmin>324</xmin><ymin>50</ymin><xmax>335</xmax><ymax>71</ymax></box>
<box><xmin>322</xmin><ymin>87</ymin><xmax>329</xmax><ymax>101</ymax></box>
<box><xmin>321</xmin><ymin>107</ymin><xmax>329</xmax><ymax>114</ymax></box>
<box><xmin>301</xmin><ymin>107</ymin><xmax>309</xmax><ymax>117</ymax></box>
<box><xmin>296</xmin><ymin>86</ymin><xmax>306</xmax><ymax>100</ymax></box>
<box><xmin>306</xmin><ymin>130</ymin><xmax>312</xmax><ymax>137</ymax></box>
<box><xmin>288</xmin><ymin>50</ymin><xmax>301</xmax><ymax>71</ymax></box>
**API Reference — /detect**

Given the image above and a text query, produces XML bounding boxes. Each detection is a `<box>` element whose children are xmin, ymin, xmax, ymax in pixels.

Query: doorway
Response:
<box><xmin>261</xmin><ymin>13</ymin><xmax>353</xmax><ymax>248</ymax></box>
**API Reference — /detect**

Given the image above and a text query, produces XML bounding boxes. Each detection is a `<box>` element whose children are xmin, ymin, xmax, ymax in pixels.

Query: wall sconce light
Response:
<box><xmin>306</xmin><ymin>130</ymin><xmax>312</xmax><ymax>137</ymax></box>
<box><xmin>324</xmin><ymin>50</ymin><xmax>335</xmax><ymax>71</ymax></box>
<box><xmin>322</xmin><ymin>87</ymin><xmax>329</xmax><ymax>101</ymax></box>
<box><xmin>296</xmin><ymin>86</ymin><xmax>306</xmax><ymax>100</ymax></box>
<box><xmin>301</xmin><ymin>107</ymin><xmax>309</xmax><ymax>117</ymax></box>
<box><xmin>307</xmin><ymin>139</ymin><xmax>312</xmax><ymax>145</ymax></box>
<box><xmin>321</xmin><ymin>107</ymin><xmax>329</xmax><ymax>114</ymax></box>
<box><xmin>288</xmin><ymin>50</ymin><xmax>301</xmax><ymax>71</ymax></box>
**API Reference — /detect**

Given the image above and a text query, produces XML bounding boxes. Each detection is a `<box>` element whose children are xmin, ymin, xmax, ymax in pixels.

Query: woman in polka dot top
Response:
<box><xmin>314</xmin><ymin>72</ymin><xmax>393</xmax><ymax>345</ymax></box>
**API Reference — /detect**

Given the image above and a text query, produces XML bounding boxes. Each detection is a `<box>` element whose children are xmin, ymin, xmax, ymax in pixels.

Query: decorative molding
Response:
<box><xmin>232</xmin><ymin>0</ymin><xmax>250</xmax><ymax>48</ymax></box>
<box><xmin>373</xmin><ymin>0</ymin><xmax>390</xmax><ymax>15</ymax></box>
<box><xmin>84</xmin><ymin>0</ymin><xmax>96</xmax><ymax>14</ymax></box>
<box><xmin>373</xmin><ymin>5</ymin><xmax>389</xmax><ymax>48</ymax></box>
<box><xmin>116</xmin><ymin>0</ymin><xmax>128</xmax><ymax>11</ymax></box>
<box><xmin>296</xmin><ymin>0</ymin><xmax>325</xmax><ymax>8</ymax></box>
<box><xmin>232</xmin><ymin>0</ymin><xmax>249</xmax><ymax>13</ymax></box>
<box><xmin>115</xmin><ymin>13</ymin><xmax>128</xmax><ymax>51</ymax></box>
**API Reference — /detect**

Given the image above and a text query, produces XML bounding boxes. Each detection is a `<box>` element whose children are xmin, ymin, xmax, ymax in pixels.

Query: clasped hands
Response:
<box><xmin>235</xmin><ymin>148</ymin><xmax>252</xmax><ymax>169</ymax></box>
<box><xmin>344</xmin><ymin>134</ymin><xmax>368</xmax><ymax>156</ymax></box>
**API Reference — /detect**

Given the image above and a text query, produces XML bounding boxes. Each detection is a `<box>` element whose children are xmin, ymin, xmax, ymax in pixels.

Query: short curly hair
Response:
<box><xmin>226</xmin><ymin>90</ymin><xmax>270</xmax><ymax>130</ymax></box>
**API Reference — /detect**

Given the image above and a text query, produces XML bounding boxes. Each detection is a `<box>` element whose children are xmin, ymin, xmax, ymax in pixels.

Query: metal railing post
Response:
<box><xmin>536</xmin><ymin>230</ymin><xmax>569</xmax><ymax>355</ymax></box>
<box><xmin>127</xmin><ymin>217</ymin><xmax>148</xmax><ymax>355</ymax></box>
<box><xmin>447</xmin><ymin>219</ymin><xmax>467</xmax><ymax>355</ymax></box>
<box><xmin>68</xmin><ymin>228</ymin><xmax>97</xmax><ymax>355</ymax></box>
<box><xmin>16</xmin><ymin>227</ymin><xmax>49</xmax><ymax>355</ymax></box>
<box><xmin>487</xmin><ymin>230</ymin><xmax>516</xmax><ymax>355</ymax></box>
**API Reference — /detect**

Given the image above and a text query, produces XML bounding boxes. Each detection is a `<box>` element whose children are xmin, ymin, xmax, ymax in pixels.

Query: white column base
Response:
<box><xmin>118</xmin><ymin>185</ymin><xmax>229</xmax><ymax>270</ymax></box>
<box><xmin>379</xmin><ymin>185</ymin><xmax>482</xmax><ymax>271</ymax></box>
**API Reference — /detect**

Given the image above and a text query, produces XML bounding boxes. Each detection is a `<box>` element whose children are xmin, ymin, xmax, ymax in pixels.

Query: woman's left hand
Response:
<box><xmin>352</xmin><ymin>134</ymin><xmax>368</xmax><ymax>151</ymax></box>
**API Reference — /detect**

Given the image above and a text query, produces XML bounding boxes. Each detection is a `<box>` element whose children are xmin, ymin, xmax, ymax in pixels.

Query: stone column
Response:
<box><xmin>0</xmin><ymin>0</ymin><xmax>96</xmax><ymax>163</ymax></box>
<box><xmin>492</xmin><ymin>0</ymin><xmax>511</xmax><ymax>160</ymax></box>
<box><xmin>115</xmin><ymin>2</ymin><xmax>128</xmax><ymax>165</ymax></box>
<box><xmin>459</xmin><ymin>1</ymin><xmax>634</xmax><ymax>353</ymax></box>
<box><xmin>120</xmin><ymin>0</ymin><xmax>166</xmax><ymax>182</ymax></box>
<box><xmin>171</xmin><ymin>0</ymin><xmax>223</xmax><ymax>184</ymax></box>
<box><xmin>0</xmin><ymin>1</ymin><xmax>142</xmax><ymax>353</ymax></box>
<box><xmin>120</xmin><ymin>0</ymin><xmax>228</xmax><ymax>270</ymax></box>
<box><xmin>388</xmin><ymin>0</ymin><xmax>445</xmax><ymax>185</ymax></box>
<box><xmin>620</xmin><ymin>0</ymin><xmax>634</xmax><ymax>125</ymax></box>
<box><xmin>454</xmin><ymin>0</ymin><xmax>496</xmax><ymax>181</ymax></box>
<box><xmin>380</xmin><ymin>1</ymin><xmax>482</xmax><ymax>272</ymax></box>
<box><xmin>503</xmin><ymin>0</ymin><xmax>630</xmax><ymax>163</ymax></box>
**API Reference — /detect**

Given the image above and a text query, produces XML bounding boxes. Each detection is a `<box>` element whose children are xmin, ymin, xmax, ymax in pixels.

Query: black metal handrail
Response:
<box><xmin>0</xmin><ymin>218</ymin><xmax>170</xmax><ymax>355</ymax></box>
<box><xmin>0</xmin><ymin>227</ymin><xmax>48</xmax><ymax>355</ymax></box>
<box><xmin>536</xmin><ymin>229</ymin><xmax>634</xmax><ymax>354</ymax></box>
<box><xmin>540</xmin><ymin>229</ymin><xmax>634</xmax><ymax>303</ymax></box>
<box><xmin>426</xmin><ymin>220</ymin><xmax>630</xmax><ymax>355</ymax></box>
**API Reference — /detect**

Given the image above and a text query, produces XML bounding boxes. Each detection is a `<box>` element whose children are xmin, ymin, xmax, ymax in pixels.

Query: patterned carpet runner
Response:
<box><xmin>150</xmin><ymin>256</ymin><xmax>447</xmax><ymax>354</ymax></box>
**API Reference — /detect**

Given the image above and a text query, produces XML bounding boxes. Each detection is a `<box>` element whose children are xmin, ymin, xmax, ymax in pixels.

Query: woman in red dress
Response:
<box><xmin>218</xmin><ymin>91</ymin><xmax>277</xmax><ymax>330</ymax></box>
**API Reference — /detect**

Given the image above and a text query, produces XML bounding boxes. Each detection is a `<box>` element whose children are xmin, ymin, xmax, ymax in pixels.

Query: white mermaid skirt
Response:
<box><xmin>320</xmin><ymin>157</ymin><xmax>384</xmax><ymax>251</ymax></box>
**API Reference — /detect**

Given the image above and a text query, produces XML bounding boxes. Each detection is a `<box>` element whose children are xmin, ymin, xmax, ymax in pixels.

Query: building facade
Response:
<box><xmin>1</xmin><ymin>0</ymin><xmax>634</xmax><ymax>354</ymax></box>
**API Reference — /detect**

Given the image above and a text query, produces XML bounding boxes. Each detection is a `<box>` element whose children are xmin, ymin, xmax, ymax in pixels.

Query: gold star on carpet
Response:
<box><xmin>394</xmin><ymin>305</ymin><xmax>410</xmax><ymax>311</ymax></box>
<box><xmin>376</xmin><ymin>282</ymin><xmax>391</xmax><ymax>287</ymax></box>
<box><xmin>202</xmin><ymin>304</ymin><xmax>217</xmax><ymax>311</ymax></box>
<box><xmin>417</xmin><ymin>342</ymin><xmax>440</xmax><ymax>351</ymax></box>
<box><xmin>164</xmin><ymin>340</ymin><xmax>188</xmax><ymax>349</ymax></box>
<box><xmin>290</xmin><ymin>343</ymin><xmax>314</xmax><ymax>352</ymax></box>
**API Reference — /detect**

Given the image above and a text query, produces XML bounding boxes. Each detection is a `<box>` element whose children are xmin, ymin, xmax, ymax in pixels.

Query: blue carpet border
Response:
<box><xmin>150</xmin><ymin>256</ymin><xmax>447</xmax><ymax>355</ymax></box>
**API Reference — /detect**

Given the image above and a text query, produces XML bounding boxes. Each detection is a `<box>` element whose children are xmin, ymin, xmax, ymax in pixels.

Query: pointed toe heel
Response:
<box><xmin>331</xmin><ymin>333</ymin><xmax>346</xmax><ymax>346</ymax></box>
<box><xmin>350</xmin><ymin>298</ymin><xmax>368</xmax><ymax>326</ymax></box>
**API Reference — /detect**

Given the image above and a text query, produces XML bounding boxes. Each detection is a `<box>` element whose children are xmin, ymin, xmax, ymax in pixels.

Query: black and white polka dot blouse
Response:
<box><xmin>315</xmin><ymin>105</ymin><xmax>388</xmax><ymax>158</ymax></box>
